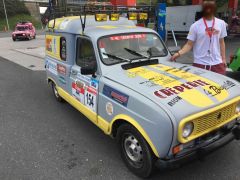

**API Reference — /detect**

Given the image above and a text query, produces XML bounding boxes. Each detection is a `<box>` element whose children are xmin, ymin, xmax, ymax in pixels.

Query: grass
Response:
<box><xmin>0</xmin><ymin>14</ymin><xmax>42</xmax><ymax>31</ymax></box>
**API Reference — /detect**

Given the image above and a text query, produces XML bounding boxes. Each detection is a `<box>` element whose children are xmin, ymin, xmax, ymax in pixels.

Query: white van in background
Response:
<box><xmin>166</xmin><ymin>5</ymin><xmax>202</xmax><ymax>35</ymax></box>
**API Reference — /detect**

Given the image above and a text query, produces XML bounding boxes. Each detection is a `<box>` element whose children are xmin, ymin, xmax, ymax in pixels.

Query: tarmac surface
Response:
<box><xmin>0</xmin><ymin>32</ymin><xmax>240</xmax><ymax>180</ymax></box>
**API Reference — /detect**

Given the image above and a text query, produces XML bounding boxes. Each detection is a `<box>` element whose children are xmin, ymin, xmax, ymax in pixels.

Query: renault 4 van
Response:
<box><xmin>45</xmin><ymin>5</ymin><xmax>240</xmax><ymax>178</ymax></box>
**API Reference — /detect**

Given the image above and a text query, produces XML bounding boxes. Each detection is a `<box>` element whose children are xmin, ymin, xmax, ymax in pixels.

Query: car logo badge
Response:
<box><xmin>217</xmin><ymin>112</ymin><xmax>222</xmax><ymax>120</ymax></box>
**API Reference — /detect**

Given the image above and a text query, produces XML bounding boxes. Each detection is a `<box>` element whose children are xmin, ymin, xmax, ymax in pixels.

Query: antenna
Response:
<box><xmin>80</xmin><ymin>5</ymin><xmax>87</xmax><ymax>34</ymax></box>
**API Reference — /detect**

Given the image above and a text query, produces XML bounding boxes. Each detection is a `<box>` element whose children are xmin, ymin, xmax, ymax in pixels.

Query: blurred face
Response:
<box><xmin>202</xmin><ymin>1</ymin><xmax>216</xmax><ymax>18</ymax></box>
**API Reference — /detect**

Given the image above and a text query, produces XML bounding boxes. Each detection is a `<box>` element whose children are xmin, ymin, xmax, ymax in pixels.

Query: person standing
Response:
<box><xmin>171</xmin><ymin>0</ymin><xmax>228</xmax><ymax>75</ymax></box>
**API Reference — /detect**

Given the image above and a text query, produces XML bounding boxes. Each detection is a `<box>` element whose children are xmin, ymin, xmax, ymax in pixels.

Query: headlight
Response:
<box><xmin>182</xmin><ymin>122</ymin><xmax>194</xmax><ymax>138</ymax></box>
<box><xmin>236</xmin><ymin>102</ymin><xmax>240</xmax><ymax>114</ymax></box>
<box><xmin>23</xmin><ymin>34</ymin><xmax>25</xmax><ymax>36</ymax></box>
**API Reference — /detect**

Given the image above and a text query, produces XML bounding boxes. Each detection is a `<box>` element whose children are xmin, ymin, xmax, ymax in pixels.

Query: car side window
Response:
<box><xmin>76</xmin><ymin>38</ymin><xmax>96</xmax><ymax>68</ymax></box>
<box><xmin>60</xmin><ymin>37</ymin><xmax>67</xmax><ymax>61</ymax></box>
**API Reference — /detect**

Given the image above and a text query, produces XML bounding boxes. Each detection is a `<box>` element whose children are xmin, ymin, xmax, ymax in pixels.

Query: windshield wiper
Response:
<box><xmin>124</xmin><ymin>48</ymin><xmax>149</xmax><ymax>59</ymax></box>
<box><xmin>103</xmin><ymin>52</ymin><xmax>131</xmax><ymax>63</ymax></box>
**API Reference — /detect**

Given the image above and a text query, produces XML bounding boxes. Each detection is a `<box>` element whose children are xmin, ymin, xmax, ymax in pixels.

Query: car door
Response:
<box><xmin>69</xmin><ymin>36</ymin><xmax>99</xmax><ymax>123</ymax></box>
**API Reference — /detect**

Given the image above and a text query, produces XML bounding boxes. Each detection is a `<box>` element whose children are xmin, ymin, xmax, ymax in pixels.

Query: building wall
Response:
<box><xmin>24</xmin><ymin>2</ymin><xmax>41</xmax><ymax>20</ymax></box>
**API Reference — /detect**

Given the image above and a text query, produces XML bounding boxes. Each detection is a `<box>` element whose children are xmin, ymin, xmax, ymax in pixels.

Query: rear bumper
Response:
<box><xmin>156</xmin><ymin>124</ymin><xmax>240</xmax><ymax>169</ymax></box>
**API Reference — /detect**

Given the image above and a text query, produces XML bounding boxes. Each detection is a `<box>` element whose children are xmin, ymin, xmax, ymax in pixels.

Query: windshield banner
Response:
<box><xmin>110</xmin><ymin>34</ymin><xmax>146</xmax><ymax>41</ymax></box>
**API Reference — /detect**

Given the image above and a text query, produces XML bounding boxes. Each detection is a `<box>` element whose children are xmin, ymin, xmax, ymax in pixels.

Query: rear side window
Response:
<box><xmin>60</xmin><ymin>37</ymin><xmax>67</xmax><ymax>61</ymax></box>
<box><xmin>76</xmin><ymin>38</ymin><xmax>96</xmax><ymax>68</ymax></box>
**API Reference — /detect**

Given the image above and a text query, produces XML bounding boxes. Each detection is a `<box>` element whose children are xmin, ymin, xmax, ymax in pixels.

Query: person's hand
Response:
<box><xmin>170</xmin><ymin>52</ymin><xmax>181</xmax><ymax>62</ymax></box>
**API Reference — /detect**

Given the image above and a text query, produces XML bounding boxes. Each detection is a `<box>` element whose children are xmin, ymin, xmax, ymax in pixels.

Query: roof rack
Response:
<box><xmin>45</xmin><ymin>1</ymin><xmax>154</xmax><ymax>34</ymax></box>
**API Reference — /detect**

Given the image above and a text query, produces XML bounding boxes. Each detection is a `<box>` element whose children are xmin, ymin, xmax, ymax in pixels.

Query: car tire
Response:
<box><xmin>51</xmin><ymin>82</ymin><xmax>64</xmax><ymax>102</ymax></box>
<box><xmin>117</xmin><ymin>123</ymin><xmax>155</xmax><ymax>178</ymax></box>
<box><xmin>33</xmin><ymin>35</ymin><xmax>36</xmax><ymax>39</ymax></box>
<box><xmin>12</xmin><ymin>37</ymin><xmax>16</xmax><ymax>41</ymax></box>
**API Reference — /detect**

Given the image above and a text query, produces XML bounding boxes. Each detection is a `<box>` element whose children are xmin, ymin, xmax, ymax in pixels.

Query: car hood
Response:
<box><xmin>103</xmin><ymin>61</ymin><xmax>240</xmax><ymax>122</ymax></box>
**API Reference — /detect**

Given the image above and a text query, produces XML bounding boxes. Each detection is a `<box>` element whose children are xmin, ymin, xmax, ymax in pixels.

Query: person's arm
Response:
<box><xmin>219</xmin><ymin>38</ymin><xmax>226</xmax><ymax>65</ymax></box>
<box><xmin>171</xmin><ymin>40</ymin><xmax>194</xmax><ymax>61</ymax></box>
<box><xmin>171</xmin><ymin>23</ymin><xmax>196</xmax><ymax>61</ymax></box>
<box><xmin>219</xmin><ymin>20</ymin><xmax>228</xmax><ymax>66</ymax></box>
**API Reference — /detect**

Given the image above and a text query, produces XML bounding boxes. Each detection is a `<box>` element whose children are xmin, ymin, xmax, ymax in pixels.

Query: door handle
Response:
<box><xmin>71</xmin><ymin>70</ymin><xmax>78</xmax><ymax>75</ymax></box>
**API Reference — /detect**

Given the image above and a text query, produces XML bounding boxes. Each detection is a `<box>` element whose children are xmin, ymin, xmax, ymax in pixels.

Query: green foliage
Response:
<box><xmin>0</xmin><ymin>0</ymin><xmax>29</xmax><ymax>18</ymax></box>
<box><xmin>0</xmin><ymin>14</ymin><xmax>42</xmax><ymax>31</ymax></box>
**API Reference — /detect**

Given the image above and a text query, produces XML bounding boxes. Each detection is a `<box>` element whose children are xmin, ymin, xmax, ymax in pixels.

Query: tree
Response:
<box><xmin>0</xmin><ymin>0</ymin><xmax>29</xmax><ymax>19</ymax></box>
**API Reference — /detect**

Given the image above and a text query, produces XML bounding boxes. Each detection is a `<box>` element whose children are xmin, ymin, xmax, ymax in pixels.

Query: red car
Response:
<box><xmin>12</xmin><ymin>21</ymin><xmax>36</xmax><ymax>41</ymax></box>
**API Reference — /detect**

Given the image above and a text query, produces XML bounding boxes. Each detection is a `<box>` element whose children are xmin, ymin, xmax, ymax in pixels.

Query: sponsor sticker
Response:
<box><xmin>46</xmin><ymin>60</ymin><xmax>58</xmax><ymax>76</ymax></box>
<box><xmin>106</xmin><ymin>102</ymin><xmax>114</xmax><ymax>116</ymax></box>
<box><xmin>46</xmin><ymin>35</ymin><xmax>61</xmax><ymax>60</ymax></box>
<box><xmin>90</xmin><ymin>79</ymin><xmax>99</xmax><ymax>89</ymax></box>
<box><xmin>59</xmin><ymin>76</ymin><xmax>66</xmax><ymax>84</ymax></box>
<box><xmin>57</xmin><ymin>64</ymin><xmax>67</xmax><ymax>75</ymax></box>
<box><xmin>204</xmin><ymin>80</ymin><xmax>236</xmax><ymax>97</ymax></box>
<box><xmin>154</xmin><ymin>79</ymin><xmax>210</xmax><ymax>99</ymax></box>
<box><xmin>128</xmin><ymin>66</ymin><xmax>214</xmax><ymax>107</ymax></box>
<box><xmin>85</xmin><ymin>86</ymin><xmax>97</xmax><ymax>112</ymax></box>
<box><xmin>110</xmin><ymin>34</ymin><xmax>146</xmax><ymax>41</ymax></box>
<box><xmin>151</xmin><ymin>64</ymin><xmax>229</xmax><ymax>103</ymax></box>
<box><xmin>167</xmin><ymin>96</ymin><xmax>183</xmax><ymax>107</ymax></box>
<box><xmin>103</xmin><ymin>85</ymin><xmax>129</xmax><ymax>107</ymax></box>
<box><xmin>72</xmin><ymin>81</ymin><xmax>85</xmax><ymax>104</ymax></box>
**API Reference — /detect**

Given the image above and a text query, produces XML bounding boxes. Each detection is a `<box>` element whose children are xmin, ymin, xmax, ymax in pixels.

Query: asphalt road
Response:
<box><xmin>0</xmin><ymin>30</ymin><xmax>45</xmax><ymax>38</ymax></box>
<box><xmin>1</xmin><ymin>57</ymin><xmax>240</xmax><ymax>180</ymax></box>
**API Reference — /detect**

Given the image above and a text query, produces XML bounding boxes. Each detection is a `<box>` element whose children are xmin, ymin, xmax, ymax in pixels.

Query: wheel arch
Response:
<box><xmin>47</xmin><ymin>77</ymin><xmax>56</xmax><ymax>85</ymax></box>
<box><xmin>109</xmin><ymin>114</ymin><xmax>160</xmax><ymax>158</ymax></box>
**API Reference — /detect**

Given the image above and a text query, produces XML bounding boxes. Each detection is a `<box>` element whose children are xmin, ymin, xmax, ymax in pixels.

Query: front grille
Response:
<box><xmin>192</xmin><ymin>103</ymin><xmax>237</xmax><ymax>136</ymax></box>
<box><xmin>179</xmin><ymin>100</ymin><xmax>240</xmax><ymax>143</ymax></box>
<box><xmin>16</xmin><ymin>34</ymin><xmax>23</xmax><ymax>37</ymax></box>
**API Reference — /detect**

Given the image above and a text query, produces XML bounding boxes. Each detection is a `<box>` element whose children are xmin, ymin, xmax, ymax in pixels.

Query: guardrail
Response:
<box><xmin>19</xmin><ymin>0</ymin><xmax>88</xmax><ymax>4</ymax></box>
<box><xmin>19</xmin><ymin>0</ymin><xmax>49</xmax><ymax>2</ymax></box>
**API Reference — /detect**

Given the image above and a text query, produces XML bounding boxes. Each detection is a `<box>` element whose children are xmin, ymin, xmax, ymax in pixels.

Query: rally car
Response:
<box><xmin>229</xmin><ymin>48</ymin><xmax>240</xmax><ymax>72</ymax></box>
<box><xmin>45</xmin><ymin>11</ymin><xmax>240</xmax><ymax>178</ymax></box>
<box><xmin>12</xmin><ymin>21</ymin><xmax>36</xmax><ymax>41</ymax></box>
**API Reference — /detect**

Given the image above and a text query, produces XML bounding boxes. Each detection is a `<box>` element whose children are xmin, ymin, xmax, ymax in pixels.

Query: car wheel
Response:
<box><xmin>12</xmin><ymin>37</ymin><xmax>16</xmax><ymax>41</ymax></box>
<box><xmin>117</xmin><ymin>124</ymin><xmax>155</xmax><ymax>178</ymax></box>
<box><xmin>51</xmin><ymin>82</ymin><xmax>64</xmax><ymax>102</ymax></box>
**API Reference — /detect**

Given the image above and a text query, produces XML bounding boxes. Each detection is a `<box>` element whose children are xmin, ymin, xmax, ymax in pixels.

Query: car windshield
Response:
<box><xmin>16</xmin><ymin>26</ymin><xmax>28</xmax><ymax>31</ymax></box>
<box><xmin>98</xmin><ymin>33</ymin><xmax>168</xmax><ymax>65</ymax></box>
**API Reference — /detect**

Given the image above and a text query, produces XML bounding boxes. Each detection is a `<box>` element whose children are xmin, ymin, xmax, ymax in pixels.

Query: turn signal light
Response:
<box><xmin>172</xmin><ymin>144</ymin><xmax>183</xmax><ymax>155</ymax></box>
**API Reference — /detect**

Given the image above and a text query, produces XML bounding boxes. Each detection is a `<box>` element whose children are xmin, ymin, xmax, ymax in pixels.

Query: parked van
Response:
<box><xmin>45</xmin><ymin>6</ymin><xmax>240</xmax><ymax>178</ymax></box>
<box><xmin>166</xmin><ymin>5</ymin><xmax>202</xmax><ymax>34</ymax></box>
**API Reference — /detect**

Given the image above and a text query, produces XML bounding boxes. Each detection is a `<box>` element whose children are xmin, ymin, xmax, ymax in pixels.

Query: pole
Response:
<box><xmin>2</xmin><ymin>0</ymin><xmax>10</xmax><ymax>31</ymax></box>
<box><xmin>156</xmin><ymin>3</ymin><xmax>167</xmax><ymax>41</ymax></box>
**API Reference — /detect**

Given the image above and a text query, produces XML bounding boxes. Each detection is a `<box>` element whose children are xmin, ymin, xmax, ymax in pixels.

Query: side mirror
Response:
<box><xmin>168</xmin><ymin>46</ymin><xmax>181</xmax><ymax>55</ymax></box>
<box><xmin>81</xmin><ymin>66</ymin><xmax>97</xmax><ymax>76</ymax></box>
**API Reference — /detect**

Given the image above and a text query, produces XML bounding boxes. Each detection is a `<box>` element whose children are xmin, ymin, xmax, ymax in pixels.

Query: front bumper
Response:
<box><xmin>156</xmin><ymin>124</ymin><xmax>240</xmax><ymax>169</ymax></box>
<box><xmin>13</xmin><ymin>34</ymin><xmax>28</xmax><ymax>39</ymax></box>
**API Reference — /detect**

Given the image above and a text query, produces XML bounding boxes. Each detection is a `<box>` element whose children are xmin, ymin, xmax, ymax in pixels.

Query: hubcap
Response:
<box><xmin>124</xmin><ymin>135</ymin><xmax>143</xmax><ymax>167</ymax></box>
<box><xmin>53</xmin><ymin>85</ymin><xmax>59</xmax><ymax>98</ymax></box>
